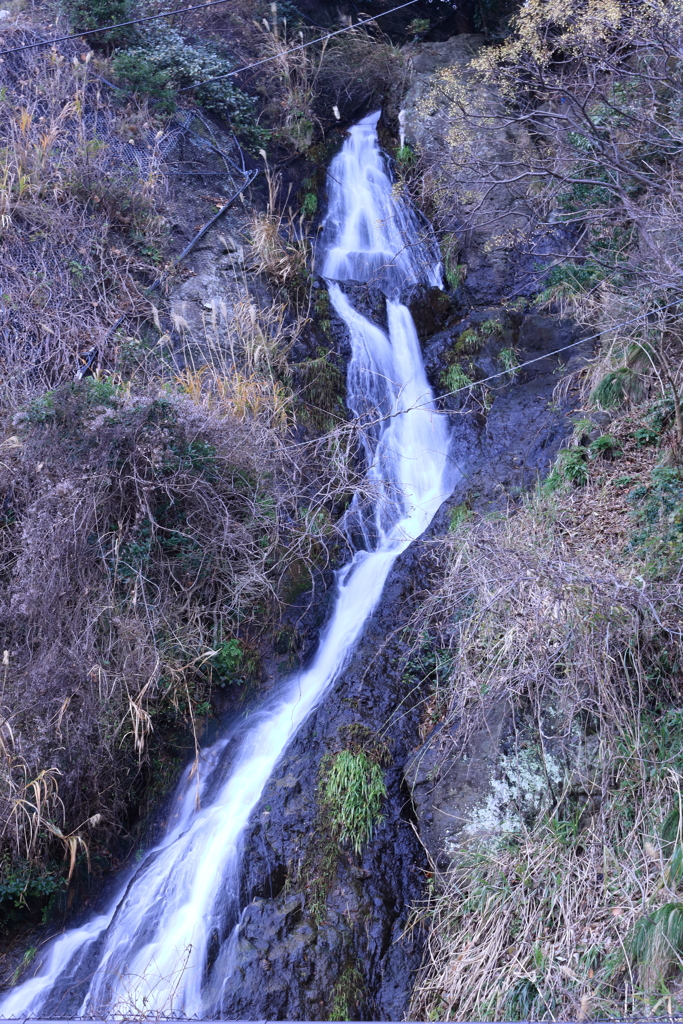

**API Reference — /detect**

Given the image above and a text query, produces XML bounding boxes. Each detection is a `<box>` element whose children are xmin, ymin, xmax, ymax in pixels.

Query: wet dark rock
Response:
<box><xmin>408</xmin><ymin>284</ymin><xmax>461</xmax><ymax>340</ymax></box>
<box><xmin>222</xmin><ymin>536</ymin><xmax>433</xmax><ymax>1021</ymax></box>
<box><xmin>222</xmin><ymin>290</ymin><xmax>593</xmax><ymax>1019</ymax></box>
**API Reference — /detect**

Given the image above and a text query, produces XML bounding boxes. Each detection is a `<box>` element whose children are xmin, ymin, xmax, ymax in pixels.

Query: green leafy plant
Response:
<box><xmin>407</xmin><ymin>17</ymin><xmax>430</xmax><ymax>38</ymax></box>
<box><xmin>210</xmin><ymin>638</ymin><xmax>255</xmax><ymax>687</ymax></box>
<box><xmin>440</xmin><ymin>232</ymin><xmax>466</xmax><ymax>290</ymax></box>
<box><xmin>545</xmin><ymin>446</ymin><xmax>589</xmax><ymax>491</ymax></box>
<box><xmin>631</xmin><ymin>903</ymin><xmax>683</xmax><ymax>989</ymax></box>
<box><xmin>480</xmin><ymin>318</ymin><xmax>503</xmax><ymax>338</ymax></box>
<box><xmin>67</xmin><ymin>260</ymin><xmax>86</xmax><ymax>281</ymax></box>
<box><xmin>589</xmin><ymin>433</ymin><xmax>621</xmax><ymax>459</ymax></box>
<box><xmin>322</xmin><ymin>749</ymin><xmax>386</xmax><ymax>855</ymax></box>
<box><xmin>329</xmin><ymin>963</ymin><xmax>364</xmax><ymax>1021</ymax></box>
<box><xmin>503</xmin><ymin>977</ymin><xmax>542</xmax><ymax>1021</ymax></box>
<box><xmin>628</xmin><ymin>466</ymin><xmax>683</xmax><ymax>576</ymax></box>
<box><xmin>591</xmin><ymin>366</ymin><xmax>643</xmax><ymax>410</ymax></box>
<box><xmin>63</xmin><ymin>0</ymin><xmax>131</xmax><ymax>46</ymax></box>
<box><xmin>454</xmin><ymin>328</ymin><xmax>481</xmax><ymax>355</ymax></box>
<box><xmin>498</xmin><ymin>346</ymin><xmax>519</xmax><ymax>378</ymax></box>
<box><xmin>396</xmin><ymin>143</ymin><xmax>416</xmax><ymax>168</ymax></box>
<box><xmin>449</xmin><ymin>502</ymin><xmax>473</xmax><ymax>532</ymax></box>
<box><xmin>635</xmin><ymin>425</ymin><xmax>660</xmax><ymax>446</ymax></box>
<box><xmin>442</xmin><ymin>363</ymin><xmax>473</xmax><ymax>394</ymax></box>
<box><xmin>0</xmin><ymin>859</ymin><xmax>65</xmax><ymax>929</ymax></box>
<box><xmin>301</xmin><ymin>192</ymin><xmax>318</xmax><ymax>217</ymax></box>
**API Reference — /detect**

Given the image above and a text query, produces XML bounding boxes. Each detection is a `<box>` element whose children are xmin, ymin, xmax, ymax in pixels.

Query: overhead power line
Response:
<box><xmin>177</xmin><ymin>0</ymin><xmax>420</xmax><ymax>91</ymax></box>
<box><xmin>0</xmin><ymin>0</ymin><xmax>239</xmax><ymax>57</ymax></box>
<box><xmin>0</xmin><ymin>0</ymin><xmax>418</xmax><ymax>65</ymax></box>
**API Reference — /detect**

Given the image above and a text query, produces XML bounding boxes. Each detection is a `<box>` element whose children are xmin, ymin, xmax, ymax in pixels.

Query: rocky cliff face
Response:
<box><xmin>0</xmin><ymin>32</ymin><xmax>590</xmax><ymax>1017</ymax></box>
<box><xmin>220</xmin><ymin>303</ymin><xmax>591</xmax><ymax>1017</ymax></box>
<box><xmin>219</xmin><ymin>36</ymin><xmax>594</xmax><ymax>1009</ymax></box>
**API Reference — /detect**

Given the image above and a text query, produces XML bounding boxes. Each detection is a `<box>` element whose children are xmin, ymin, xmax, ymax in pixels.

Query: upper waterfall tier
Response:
<box><xmin>320</xmin><ymin>111</ymin><xmax>442</xmax><ymax>295</ymax></box>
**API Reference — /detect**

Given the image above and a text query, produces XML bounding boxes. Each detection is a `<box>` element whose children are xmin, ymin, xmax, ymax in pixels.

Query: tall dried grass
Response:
<box><xmin>248</xmin><ymin>167</ymin><xmax>310</xmax><ymax>293</ymax></box>
<box><xmin>0</xmin><ymin>20</ymin><xmax>367</xmax><ymax>919</ymax></box>
<box><xmin>0</xmin><ymin>37</ymin><xmax>167</xmax><ymax>400</ymax></box>
<box><xmin>254</xmin><ymin>10</ymin><xmax>325</xmax><ymax>153</ymax></box>
<box><xmin>408</xmin><ymin>435</ymin><xmax>683</xmax><ymax>1020</ymax></box>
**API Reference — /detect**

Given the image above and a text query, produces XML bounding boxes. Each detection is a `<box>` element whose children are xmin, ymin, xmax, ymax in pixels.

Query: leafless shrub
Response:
<box><xmin>415</xmin><ymin>494</ymin><xmax>679</xmax><ymax>749</ymax></box>
<box><xmin>316</xmin><ymin>26</ymin><xmax>407</xmax><ymax>122</ymax></box>
<box><xmin>0</xmin><ymin>371</ymin><xmax>361</xmax><ymax>876</ymax></box>
<box><xmin>414</xmin><ymin>1</ymin><xmax>683</xmax><ymax>445</ymax></box>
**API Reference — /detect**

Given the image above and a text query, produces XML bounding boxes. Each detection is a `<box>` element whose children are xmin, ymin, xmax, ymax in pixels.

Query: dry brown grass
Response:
<box><xmin>0</xmin><ymin>370</ymin><xmax>357</xmax><ymax>881</ymax></box>
<box><xmin>248</xmin><ymin>167</ymin><xmax>310</xmax><ymax>294</ymax></box>
<box><xmin>0</xmin><ymin>17</ymin><xmax>368</xmax><ymax>925</ymax></box>
<box><xmin>407</xmin><ymin>411</ymin><xmax>683</xmax><ymax>1020</ymax></box>
<box><xmin>0</xmin><ymin>32</ymin><xmax>169</xmax><ymax>399</ymax></box>
<box><xmin>317</xmin><ymin>25</ymin><xmax>407</xmax><ymax>123</ymax></box>
<box><xmin>252</xmin><ymin>13</ymin><xmax>324</xmax><ymax>154</ymax></box>
<box><xmin>411</xmin><ymin>788</ymin><xmax>683</xmax><ymax>1022</ymax></box>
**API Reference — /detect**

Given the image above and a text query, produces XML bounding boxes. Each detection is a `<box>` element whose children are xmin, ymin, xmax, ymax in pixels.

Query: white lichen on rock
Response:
<box><xmin>458</xmin><ymin>746</ymin><xmax>565</xmax><ymax>842</ymax></box>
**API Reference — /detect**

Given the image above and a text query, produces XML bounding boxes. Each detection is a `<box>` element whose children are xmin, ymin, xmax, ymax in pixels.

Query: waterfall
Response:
<box><xmin>0</xmin><ymin>110</ymin><xmax>455</xmax><ymax>1019</ymax></box>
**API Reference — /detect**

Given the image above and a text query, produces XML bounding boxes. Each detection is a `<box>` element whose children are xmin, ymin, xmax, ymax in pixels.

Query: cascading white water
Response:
<box><xmin>0</xmin><ymin>110</ymin><xmax>455</xmax><ymax>1020</ymax></box>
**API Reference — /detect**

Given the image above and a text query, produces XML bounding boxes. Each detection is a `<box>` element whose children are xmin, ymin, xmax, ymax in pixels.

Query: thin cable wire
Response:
<box><xmin>0</xmin><ymin>0</ymin><xmax>418</xmax><ymax>65</ymax></box>
<box><xmin>178</xmin><ymin>0</ymin><xmax>419</xmax><ymax>91</ymax></box>
<box><xmin>276</xmin><ymin>296</ymin><xmax>683</xmax><ymax>454</ymax></box>
<box><xmin>0</xmin><ymin>0</ymin><xmax>241</xmax><ymax>56</ymax></box>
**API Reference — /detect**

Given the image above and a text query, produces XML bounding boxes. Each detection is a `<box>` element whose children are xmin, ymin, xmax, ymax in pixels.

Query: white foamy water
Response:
<box><xmin>0</xmin><ymin>110</ymin><xmax>455</xmax><ymax>1019</ymax></box>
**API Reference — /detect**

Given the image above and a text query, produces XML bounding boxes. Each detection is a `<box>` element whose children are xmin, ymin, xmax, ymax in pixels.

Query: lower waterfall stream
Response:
<box><xmin>0</xmin><ymin>110</ymin><xmax>456</xmax><ymax>1019</ymax></box>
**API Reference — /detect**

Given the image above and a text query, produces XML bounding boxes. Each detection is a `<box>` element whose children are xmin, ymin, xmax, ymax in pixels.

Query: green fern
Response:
<box><xmin>442</xmin><ymin>363</ymin><xmax>473</xmax><ymax>394</ymax></box>
<box><xmin>589</xmin><ymin>434</ymin><xmax>621</xmax><ymax>459</ymax></box>
<box><xmin>323</xmin><ymin>750</ymin><xmax>386</xmax><ymax>855</ymax></box>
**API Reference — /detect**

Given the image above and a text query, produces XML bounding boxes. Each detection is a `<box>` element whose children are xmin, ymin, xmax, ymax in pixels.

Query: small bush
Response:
<box><xmin>498</xmin><ymin>345</ymin><xmax>519</xmax><ymax>377</ymax></box>
<box><xmin>396</xmin><ymin>143</ymin><xmax>416</xmax><ymax>168</ymax></box>
<box><xmin>480</xmin><ymin>317</ymin><xmax>503</xmax><ymax>338</ymax></box>
<box><xmin>592</xmin><ymin>366</ymin><xmax>643</xmax><ymax>410</ymax></box>
<box><xmin>635</xmin><ymin>425</ymin><xmax>660</xmax><ymax>446</ymax></box>
<box><xmin>455</xmin><ymin>328</ymin><xmax>481</xmax><ymax>355</ymax></box>
<box><xmin>63</xmin><ymin>0</ymin><xmax>132</xmax><ymax>46</ymax></box>
<box><xmin>113</xmin><ymin>28</ymin><xmax>260</xmax><ymax>133</ymax></box>
<box><xmin>301</xmin><ymin>191</ymin><xmax>317</xmax><ymax>217</ymax></box>
<box><xmin>0</xmin><ymin>859</ymin><xmax>65</xmax><ymax>930</ymax></box>
<box><xmin>589</xmin><ymin>433</ymin><xmax>621</xmax><ymax>459</ymax></box>
<box><xmin>407</xmin><ymin>17</ymin><xmax>431</xmax><ymax>38</ymax></box>
<box><xmin>545</xmin><ymin>446</ymin><xmax>589</xmax><ymax>490</ymax></box>
<box><xmin>316</xmin><ymin>28</ymin><xmax>405</xmax><ymax>124</ymax></box>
